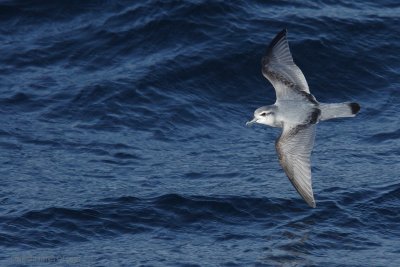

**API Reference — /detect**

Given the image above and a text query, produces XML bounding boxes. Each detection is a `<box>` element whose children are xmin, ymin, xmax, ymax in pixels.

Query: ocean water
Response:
<box><xmin>0</xmin><ymin>0</ymin><xmax>399</xmax><ymax>266</ymax></box>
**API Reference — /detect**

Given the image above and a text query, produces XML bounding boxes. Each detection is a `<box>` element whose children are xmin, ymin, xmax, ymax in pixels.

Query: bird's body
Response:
<box><xmin>277</xmin><ymin>100</ymin><xmax>317</xmax><ymax>125</ymax></box>
<box><xmin>247</xmin><ymin>29</ymin><xmax>360</xmax><ymax>208</ymax></box>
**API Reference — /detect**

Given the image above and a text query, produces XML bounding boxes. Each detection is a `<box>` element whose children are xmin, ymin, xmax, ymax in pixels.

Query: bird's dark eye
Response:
<box><xmin>260</xmin><ymin>112</ymin><xmax>269</xmax><ymax>116</ymax></box>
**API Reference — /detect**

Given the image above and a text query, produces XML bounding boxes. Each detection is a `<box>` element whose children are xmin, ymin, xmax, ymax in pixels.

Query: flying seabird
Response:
<box><xmin>246</xmin><ymin>29</ymin><xmax>360</xmax><ymax>208</ymax></box>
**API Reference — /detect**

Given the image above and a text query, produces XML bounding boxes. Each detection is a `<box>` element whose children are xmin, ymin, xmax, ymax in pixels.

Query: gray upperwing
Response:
<box><xmin>275</xmin><ymin>123</ymin><xmax>316</xmax><ymax>208</ymax></box>
<box><xmin>262</xmin><ymin>29</ymin><xmax>312</xmax><ymax>101</ymax></box>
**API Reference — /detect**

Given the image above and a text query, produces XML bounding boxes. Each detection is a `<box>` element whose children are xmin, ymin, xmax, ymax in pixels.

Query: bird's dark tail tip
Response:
<box><xmin>350</xmin><ymin>102</ymin><xmax>361</xmax><ymax>115</ymax></box>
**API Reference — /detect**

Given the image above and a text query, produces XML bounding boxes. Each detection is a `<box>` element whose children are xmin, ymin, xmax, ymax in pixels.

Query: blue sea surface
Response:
<box><xmin>0</xmin><ymin>0</ymin><xmax>399</xmax><ymax>266</ymax></box>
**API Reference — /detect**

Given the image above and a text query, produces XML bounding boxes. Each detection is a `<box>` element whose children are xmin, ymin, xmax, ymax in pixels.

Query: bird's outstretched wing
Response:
<box><xmin>262</xmin><ymin>29</ymin><xmax>315</xmax><ymax>103</ymax></box>
<box><xmin>275</xmin><ymin>123</ymin><xmax>316</xmax><ymax>208</ymax></box>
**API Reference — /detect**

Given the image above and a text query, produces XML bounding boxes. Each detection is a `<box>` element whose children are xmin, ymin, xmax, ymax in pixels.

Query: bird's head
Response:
<box><xmin>246</xmin><ymin>105</ymin><xmax>277</xmax><ymax>127</ymax></box>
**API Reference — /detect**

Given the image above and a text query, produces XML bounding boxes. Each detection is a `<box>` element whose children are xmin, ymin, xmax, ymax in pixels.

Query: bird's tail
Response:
<box><xmin>319</xmin><ymin>102</ymin><xmax>360</xmax><ymax>121</ymax></box>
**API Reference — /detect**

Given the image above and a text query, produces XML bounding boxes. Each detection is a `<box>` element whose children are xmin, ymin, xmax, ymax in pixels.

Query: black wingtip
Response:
<box><xmin>266</xmin><ymin>28</ymin><xmax>288</xmax><ymax>54</ymax></box>
<box><xmin>279</xmin><ymin>28</ymin><xmax>288</xmax><ymax>35</ymax></box>
<box><xmin>350</xmin><ymin>102</ymin><xmax>361</xmax><ymax>114</ymax></box>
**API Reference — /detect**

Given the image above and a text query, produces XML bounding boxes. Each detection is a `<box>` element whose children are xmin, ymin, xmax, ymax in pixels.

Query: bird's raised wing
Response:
<box><xmin>262</xmin><ymin>29</ymin><xmax>313</xmax><ymax>102</ymax></box>
<box><xmin>275</xmin><ymin>123</ymin><xmax>316</xmax><ymax>208</ymax></box>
